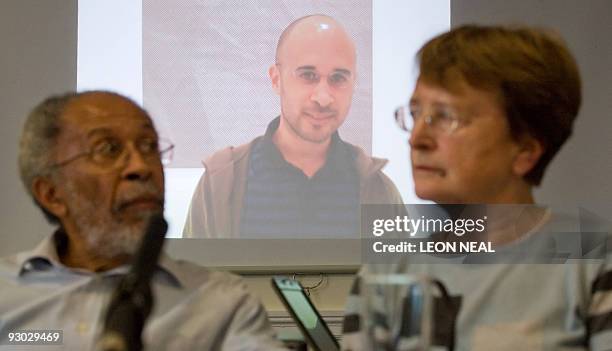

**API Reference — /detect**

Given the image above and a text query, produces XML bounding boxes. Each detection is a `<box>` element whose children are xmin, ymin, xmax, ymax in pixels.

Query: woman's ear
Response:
<box><xmin>513</xmin><ymin>136</ymin><xmax>544</xmax><ymax>177</ymax></box>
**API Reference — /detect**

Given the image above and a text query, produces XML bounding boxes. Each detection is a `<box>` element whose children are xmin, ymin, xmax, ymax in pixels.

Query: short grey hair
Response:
<box><xmin>19</xmin><ymin>92</ymin><xmax>79</xmax><ymax>223</ymax></box>
<box><xmin>19</xmin><ymin>90</ymin><xmax>150</xmax><ymax>223</ymax></box>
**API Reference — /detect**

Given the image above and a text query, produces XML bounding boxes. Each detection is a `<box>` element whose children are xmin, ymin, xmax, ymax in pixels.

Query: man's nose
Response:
<box><xmin>119</xmin><ymin>144</ymin><xmax>154</xmax><ymax>181</ymax></box>
<box><xmin>310</xmin><ymin>80</ymin><xmax>334</xmax><ymax>107</ymax></box>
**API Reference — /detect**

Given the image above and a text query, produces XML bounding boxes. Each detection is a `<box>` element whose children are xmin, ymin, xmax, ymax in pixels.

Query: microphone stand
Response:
<box><xmin>96</xmin><ymin>214</ymin><xmax>168</xmax><ymax>351</ymax></box>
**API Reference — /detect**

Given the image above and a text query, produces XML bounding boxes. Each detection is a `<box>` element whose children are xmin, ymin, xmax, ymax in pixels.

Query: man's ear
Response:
<box><xmin>513</xmin><ymin>136</ymin><xmax>544</xmax><ymax>177</ymax></box>
<box><xmin>31</xmin><ymin>176</ymin><xmax>67</xmax><ymax>219</ymax></box>
<box><xmin>269</xmin><ymin>64</ymin><xmax>281</xmax><ymax>95</ymax></box>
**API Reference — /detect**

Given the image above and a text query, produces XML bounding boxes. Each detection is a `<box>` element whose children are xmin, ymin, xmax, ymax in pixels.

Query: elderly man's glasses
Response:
<box><xmin>48</xmin><ymin>137</ymin><xmax>175</xmax><ymax>170</ymax></box>
<box><xmin>394</xmin><ymin>105</ymin><xmax>462</xmax><ymax>134</ymax></box>
<box><xmin>277</xmin><ymin>64</ymin><xmax>353</xmax><ymax>90</ymax></box>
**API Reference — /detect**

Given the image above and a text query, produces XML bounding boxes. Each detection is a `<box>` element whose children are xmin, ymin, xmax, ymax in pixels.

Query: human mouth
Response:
<box><xmin>413</xmin><ymin>165</ymin><xmax>446</xmax><ymax>176</ymax></box>
<box><xmin>304</xmin><ymin>111</ymin><xmax>336</xmax><ymax>121</ymax></box>
<box><xmin>116</xmin><ymin>195</ymin><xmax>163</xmax><ymax>212</ymax></box>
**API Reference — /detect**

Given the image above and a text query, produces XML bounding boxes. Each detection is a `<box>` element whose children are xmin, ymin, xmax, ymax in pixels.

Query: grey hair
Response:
<box><xmin>19</xmin><ymin>90</ymin><xmax>148</xmax><ymax>224</ymax></box>
<box><xmin>18</xmin><ymin>92</ymin><xmax>79</xmax><ymax>223</ymax></box>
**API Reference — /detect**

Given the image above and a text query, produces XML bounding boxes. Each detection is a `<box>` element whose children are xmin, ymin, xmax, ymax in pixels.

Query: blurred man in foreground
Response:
<box><xmin>183</xmin><ymin>14</ymin><xmax>402</xmax><ymax>238</ymax></box>
<box><xmin>343</xmin><ymin>25</ymin><xmax>612</xmax><ymax>350</ymax></box>
<box><xmin>0</xmin><ymin>91</ymin><xmax>285</xmax><ymax>350</ymax></box>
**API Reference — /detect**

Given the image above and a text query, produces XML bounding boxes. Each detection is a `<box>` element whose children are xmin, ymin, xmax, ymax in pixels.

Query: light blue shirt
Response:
<box><xmin>0</xmin><ymin>232</ymin><xmax>286</xmax><ymax>350</ymax></box>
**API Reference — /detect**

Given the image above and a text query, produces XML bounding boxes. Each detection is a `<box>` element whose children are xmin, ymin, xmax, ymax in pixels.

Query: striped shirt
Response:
<box><xmin>240</xmin><ymin>117</ymin><xmax>360</xmax><ymax>238</ymax></box>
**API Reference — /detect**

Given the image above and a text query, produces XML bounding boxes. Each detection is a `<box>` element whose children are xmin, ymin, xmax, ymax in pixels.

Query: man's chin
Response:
<box><xmin>82</xmin><ymin>223</ymin><xmax>145</xmax><ymax>261</ymax></box>
<box><xmin>304</xmin><ymin>134</ymin><xmax>332</xmax><ymax>144</ymax></box>
<box><xmin>297</xmin><ymin>127</ymin><xmax>334</xmax><ymax>144</ymax></box>
<box><xmin>117</xmin><ymin>206</ymin><xmax>163</xmax><ymax>223</ymax></box>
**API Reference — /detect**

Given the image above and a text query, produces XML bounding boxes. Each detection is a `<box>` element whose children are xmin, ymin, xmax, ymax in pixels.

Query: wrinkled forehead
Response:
<box><xmin>60</xmin><ymin>93</ymin><xmax>156</xmax><ymax>136</ymax></box>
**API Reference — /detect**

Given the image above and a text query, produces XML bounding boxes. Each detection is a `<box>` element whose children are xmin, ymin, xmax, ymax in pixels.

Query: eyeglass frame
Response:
<box><xmin>394</xmin><ymin>105</ymin><xmax>463</xmax><ymax>135</ymax></box>
<box><xmin>275</xmin><ymin>63</ymin><xmax>355</xmax><ymax>90</ymax></box>
<box><xmin>46</xmin><ymin>137</ymin><xmax>175</xmax><ymax>171</ymax></box>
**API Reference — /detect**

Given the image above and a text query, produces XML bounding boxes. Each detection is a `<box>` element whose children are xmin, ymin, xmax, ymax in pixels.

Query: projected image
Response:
<box><xmin>77</xmin><ymin>1</ymin><xmax>450</xmax><ymax>239</ymax></box>
<box><xmin>143</xmin><ymin>1</ymin><xmax>373</xmax><ymax>167</ymax></box>
<box><xmin>143</xmin><ymin>1</ymin><xmax>374</xmax><ymax>238</ymax></box>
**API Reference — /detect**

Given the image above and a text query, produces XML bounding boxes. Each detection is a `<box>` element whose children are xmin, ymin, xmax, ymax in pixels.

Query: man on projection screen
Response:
<box><xmin>183</xmin><ymin>14</ymin><xmax>402</xmax><ymax>238</ymax></box>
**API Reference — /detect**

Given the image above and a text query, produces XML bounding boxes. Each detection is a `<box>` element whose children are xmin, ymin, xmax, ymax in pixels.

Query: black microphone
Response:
<box><xmin>97</xmin><ymin>214</ymin><xmax>168</xmax><ymax>351</ymax></box>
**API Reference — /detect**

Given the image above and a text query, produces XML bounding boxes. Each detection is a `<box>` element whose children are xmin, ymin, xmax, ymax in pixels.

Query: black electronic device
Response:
<box><xmin>272</xmin><ymin>277</ymin><xmax>340</xmax><ymax>351</ymax></box>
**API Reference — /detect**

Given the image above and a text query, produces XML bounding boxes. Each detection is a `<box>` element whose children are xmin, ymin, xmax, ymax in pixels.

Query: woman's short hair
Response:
<box><xmin>418</xmin><ymin>24</ymin><xmax>581</xmax><ymax>185</ymax></box>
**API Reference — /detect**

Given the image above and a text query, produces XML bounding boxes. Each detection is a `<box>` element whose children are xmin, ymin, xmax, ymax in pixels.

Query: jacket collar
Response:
<box><xmin>204</xmin><ymin>116</ymin><xmax>389</xmax><ymax>178</ymax></box>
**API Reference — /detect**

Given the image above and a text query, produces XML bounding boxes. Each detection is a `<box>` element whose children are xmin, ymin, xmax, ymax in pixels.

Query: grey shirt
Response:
<box><xmin>0</xmin><ymin>232</ymin><xmax>286</xmax><ymax>351</ymax></box>
<box><xmin>240</xmin><ymin>117</ymin><xmax>360</xmax><ymax>238</ymax></box>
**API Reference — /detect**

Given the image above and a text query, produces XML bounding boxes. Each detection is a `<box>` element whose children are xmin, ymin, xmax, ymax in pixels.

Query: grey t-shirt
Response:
<box><xmin>343</xmin><ymin>211</ymin><xmax>612</xmax><ymax>351</ymax></box>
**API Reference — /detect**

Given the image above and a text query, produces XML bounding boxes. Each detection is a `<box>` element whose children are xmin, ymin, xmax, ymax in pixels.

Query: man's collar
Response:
<box><xmin>263</xmin><ymin>116</ymin><xmax>282</xmax><ymax>139</ymax></box>
<box><xmin>13</xmin><ymin>229</ymin><xmax>188</xmax><ymax>288</ymax></box>
<box><xmin>13</xmin><ymin>230</ymin><xmax>64</xmax><ymax>276</ymax></box>
<box><xmin>258</xmin><ymin>116</ymin><xmax>349</xmax><ymax>173</ymax></box>
<box><xmin>262</xmin><ymin>115</ymin><xmax>342</xmax><ymax>145</ymax></box>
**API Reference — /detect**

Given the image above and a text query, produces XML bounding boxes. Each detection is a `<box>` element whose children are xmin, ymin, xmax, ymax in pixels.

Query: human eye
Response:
<box><xmin>328</xmin><ymin>72</ymin><xmax>349</xmax><ymax>86</ymax></box>
<box><xmin>431</xmin><ymin>108</ymin><xmax>458</xmax><ymax>127</ymax></box>
<box><xmin>138</xmin><ymin>137</ymin><xmax>159</xmax><ymax>155</ymax></box>
<box><xmin>92</xmin><ymin>138</ymin><xmax>122</xmax><ymax>161</ymax></box>
<box><xmin>297</xmin><ymin>69</ymin><xmax>319</xmax><ymax>83</ymax></box>
<box><xmin>408</xmin><ymin>104</ymin><xmax>420</xmax><ymax>121</ymax></box>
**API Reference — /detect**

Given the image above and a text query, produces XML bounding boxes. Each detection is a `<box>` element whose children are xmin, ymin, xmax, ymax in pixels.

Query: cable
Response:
<box><xmin>292</xmin><ymin>273</ymin><xmax>326</xmax><ymax>296</ymax></box>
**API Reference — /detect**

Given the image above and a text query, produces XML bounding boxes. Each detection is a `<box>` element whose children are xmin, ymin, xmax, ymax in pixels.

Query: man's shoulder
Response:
<box><xmin>341</xmin><ymin>141</ymin><xmax>388</xmax><ymax>176</ymax></box>
<box><xmin>339</xmin><ymin>140</ymin><xmax>404</xmax><ymax>204</ymax></box>
<box><xmin>0</xmin><ymin>253</ymin><xmax>18</xmax><ymax>267</ymax></box>
<box><xmin>0</xmin><ymin>254</ymin><xmax>19</xmax><ymax>278</ymax></box>
<box><xmin>202</xmin><ymin>137</ymin><xmax>262</xmax><ymax>174</ymax></box>
<box><xmin>163</xmin><ymin>256</ymin><xmax>248</xmax><ymax>292</ymax></box>
<box><xmin>0</xmin><ymin>242</ymin><xmax>50</xmax><ymax>277</ymax></box>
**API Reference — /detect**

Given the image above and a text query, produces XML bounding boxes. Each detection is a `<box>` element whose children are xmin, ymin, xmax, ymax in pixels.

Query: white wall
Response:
<box><xmin>0</xmin><ymin>0</ymin><xmax>76</xmax><ymax>254</ymax></box>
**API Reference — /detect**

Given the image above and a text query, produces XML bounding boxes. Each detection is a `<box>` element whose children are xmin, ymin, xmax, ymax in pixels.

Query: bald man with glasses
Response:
<box><xmin>183</xmin><ymin>15</ymin><xmax>402</xmax><ymax>238</ymax></box>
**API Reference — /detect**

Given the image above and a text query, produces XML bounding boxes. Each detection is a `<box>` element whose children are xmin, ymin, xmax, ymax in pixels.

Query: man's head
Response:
<box><xmin>406</xmin><ymin>25</ymin><xmax>581</xmax><ymax>203</ymax></box>
<box><xmin>269</xmin><ymin>14</ymin><xmax>356</xmax><ymax>144</ymax></box>
<box><xmin>19</xmin><ymin>91</ymin><xmax>166</xmax><ymax>262</ymax></box>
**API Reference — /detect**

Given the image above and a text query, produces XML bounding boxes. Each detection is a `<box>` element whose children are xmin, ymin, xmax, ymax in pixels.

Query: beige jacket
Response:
<box><xmin>183</xmin><ymin>136</ymin><xmax>403</xmax><ymax>238</ymax></box>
